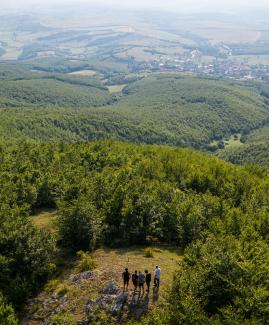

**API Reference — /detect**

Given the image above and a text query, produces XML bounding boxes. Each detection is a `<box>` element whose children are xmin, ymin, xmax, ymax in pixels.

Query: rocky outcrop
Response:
<box><xmin>25</xmin><ymin>294</ymin><xmax>68</xmax><ymax>323</ymax></box>
<box><xmin>81</xmin><ymin>281</ymin><xmax>152</xmax><ymax>323</ymax></box>
<box><xmin>69</xmin><ymin>271</ymin><xmax>95</xmax><ymax>282</ymax></box>
<box><xmin>101</xmin><ymin>280</ymin><xmax>121</xmax><ymax>295</ymax></box>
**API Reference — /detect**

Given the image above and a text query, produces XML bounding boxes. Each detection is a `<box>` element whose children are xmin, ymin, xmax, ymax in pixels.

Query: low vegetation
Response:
<box><xmin>75</xmin><ymin>251</ymin><xmax>96</xmax><ymax>272</ymax></box>
<box><xmin>143</xmin><ymin>248</ymin><xmax>154</xmax><ymax>258</ymax></box>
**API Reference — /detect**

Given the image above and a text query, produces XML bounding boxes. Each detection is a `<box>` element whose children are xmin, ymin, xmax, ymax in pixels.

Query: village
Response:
<box><xmin>133</xmin><ymin>48</ymin><xmax>269</xmax><ymax>81</ymax></box>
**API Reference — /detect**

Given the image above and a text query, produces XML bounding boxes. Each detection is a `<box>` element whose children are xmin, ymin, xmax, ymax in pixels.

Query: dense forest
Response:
<box><xmin>218</xmin><ymin>142</ymin><xmax>269</xmax><ymax>167</ymax></box>
<box><xmin>1</xmin><ymin>68</ymin><xmax>269</xmax><ymax>149</ymax></box>
<box><xmin>0</xmin><ymin>141</ymin><xmax>269</xmax><ymax>323</ymax></box>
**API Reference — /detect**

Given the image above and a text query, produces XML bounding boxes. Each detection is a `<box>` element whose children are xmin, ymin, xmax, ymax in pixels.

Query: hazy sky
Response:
<box><xmin>1</xmin><ymin>0</ymin><xmax>269</xmax><ymax>13</ymax></box>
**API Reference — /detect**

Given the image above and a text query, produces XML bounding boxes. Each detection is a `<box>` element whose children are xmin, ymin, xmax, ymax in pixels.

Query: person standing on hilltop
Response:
<box><xmin>154</xmin><ymin>266</ymin><xmax>161</xmax><ymax>288</ymax></box>
<box><xmin>132</xmin><ymin>270</ymin><xmax>138</xmax><ymax>292</ymax></box>
<box><xmin>138</xmin><ymin>271</ymin><xmax>145</xmax><ymax>294</ymax></box>
<box><xmin>122</xmin><ymin>268</ymin><xmax>130</xmax><ymax>291</ymax></box>
<box><xmin>145</xmin><ymin>270</ymin><xmax>151</xmax><ymax>292</ymax></box>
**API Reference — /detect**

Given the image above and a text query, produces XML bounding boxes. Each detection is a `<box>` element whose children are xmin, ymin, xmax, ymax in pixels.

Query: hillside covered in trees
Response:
<box><xmin>0</xmin><ymin>141</ymin><xmax>269</xmax><ymax>323</ymax></box>
<box><xmin>1</xmin><ymin>68</ymin><xmax>269</xmax><ymax>150</ymax></box>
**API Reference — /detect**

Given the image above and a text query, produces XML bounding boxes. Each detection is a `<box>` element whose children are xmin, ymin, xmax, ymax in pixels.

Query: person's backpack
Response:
<box><xmin>132</xmin><ymin>274</ymin><xmax>137</xmax><ymax>281</ymax></box>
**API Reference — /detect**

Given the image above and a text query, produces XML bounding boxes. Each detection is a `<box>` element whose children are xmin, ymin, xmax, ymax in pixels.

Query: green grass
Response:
<box><xmin>30</xmin><ymin>209</ymin><xmax>57</xmax><ymax>232</ymax></box>
<box><xmin>108</xmin><ymin>84</ymin><xmax>126</xmax><ymax>93</ymax></box>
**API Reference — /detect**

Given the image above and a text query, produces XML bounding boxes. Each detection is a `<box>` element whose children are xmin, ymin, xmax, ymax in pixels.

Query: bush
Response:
<box><xmin>55</xmin><ymin>284</ymin><xmax>69</xmax><ymax>296</ymax></box>
<box><xmin>44</xmin><ymin>280</ymin><xmax>68</xmax><ymax>296</ymax></box>
<box><xmin>50</xmin><ymin>312</ymin><xmax>76</xmax><ymax>325</ymax></box>
<box><xmin>44</xmin><ymin>279</ymin><xmax>60</xmax><ymax>293</ymax></box>
<box><xmin>76</xmin><ymin>251</ymin><xmax>96</xmax><ymax>272</ymax></box>
<box><xmin>144</xmin><ymin>247</ymin><xmax>154</xmax><ymax>258</ymax></box>
<box><xmin>0</xmin><ymin>293</ymin><xmax>17</xmax><ymax>325</ymax></box>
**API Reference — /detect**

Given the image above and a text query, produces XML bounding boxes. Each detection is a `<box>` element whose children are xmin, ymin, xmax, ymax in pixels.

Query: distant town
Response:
<box><xmin>131</xmin><ymin>48</ymin><xmax>269</xmax><ymax>81</ymax></box>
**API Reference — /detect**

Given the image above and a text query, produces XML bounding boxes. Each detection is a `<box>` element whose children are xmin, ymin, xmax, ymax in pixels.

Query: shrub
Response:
<box><xmin>0</xmin><ymin>293</ymin><xmax>17</xmax><ymax>325</ymax></box>
<box><xmin>55</xmin><ymin>283</ymin><xmax>69</xmax><ymax>297</ymax></box>
<box><xmin>44</xmin><ymin>280</ymin><xmax>68</xmax><ymax>296</ymax></box>
<box><xmin>44</xmin><ymin>279</ymin><xmax>61</xmax><ymax>293</ymax></box>
<box><xmin>50</xmin><ymin>312</ymin><xmax>76</xmax><ymax>325</ymax></box>
<box><xmin>76</xmin><ymin>251</ymin><xmax>96</xmax><ymax>272</ymax></box>
<box><xmin>144</xmin><ymin>247</ymin><xmax>154</xmax><ymax>258</ymax></box>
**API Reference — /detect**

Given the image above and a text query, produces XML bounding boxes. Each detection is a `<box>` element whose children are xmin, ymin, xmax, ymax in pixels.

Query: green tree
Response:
<box><xmin>57</xmin><ymin>197</ymin><xmax>103</xmax><ymax>251</ymax></box>
<box><xmin>169</xmin><ymin>231</ymin><xmax>269</xmax><ymax>323</ymax></box>
<box><xmin>0</xmin><ymin>207</ymin><xmax>56</xmax><ymax>305</ymax></box>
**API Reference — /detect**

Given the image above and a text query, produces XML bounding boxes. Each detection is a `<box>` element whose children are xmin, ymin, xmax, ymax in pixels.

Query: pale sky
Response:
<box><xmin>1</xmin><ymin>0</ymin><xmax>269</xmax><ymax>13</ymax></box>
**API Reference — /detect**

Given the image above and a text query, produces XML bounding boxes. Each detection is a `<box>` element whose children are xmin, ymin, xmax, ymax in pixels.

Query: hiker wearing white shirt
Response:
<box><xmin>154</xmin><ymin>266</ymin><xmax>161</xmax><ymax>288</ymax></box>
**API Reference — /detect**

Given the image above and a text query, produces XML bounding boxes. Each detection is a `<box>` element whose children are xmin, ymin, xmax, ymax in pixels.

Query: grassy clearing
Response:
<box><xmin>224</xmin><ymin>134</ymin><xmax>243</xmax><ymax>148</ymax></box>
<box><xmin>69</xmin><ymin>69</ymin><xmax>97</xmax><ymax>76</ymax></box>
<box><xmin>22</xmin><ymin>245</ymin><xmax>182</xmax><ymax>323</ymax></box>
<box><xmin>108</xmin><ymin>84</ymin><xmax>126</xmax><ymax>93</ymax></box>
<box><xmin>30</xmin><ymin>209</ymin><xmax>58</xmax><ymax>232</ymax></box>
<box><xmin>93</xmin><ymin>246</ymin><xmax>181</xmax><ymax>298</ymax></box>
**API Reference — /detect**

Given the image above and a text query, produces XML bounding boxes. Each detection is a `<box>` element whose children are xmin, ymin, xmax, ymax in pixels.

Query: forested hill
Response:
<box><xmin>218</xmin><ymin>141</ymin><xmax>269</xmax><ymax>167</ymax></box>
<box><xmin>0</xmin><ymin>73</ymin><xmax>269</xmax><ymax>149</ymax></box>
<box><xmin>217</xmin><ymin>122</ymin><xmax>269</xmax><ymax>167</ymax></box>
<box><xmin>1</xmin><ymin>141</ymin><xmax>269</xmax><ymax>323</ymax></box>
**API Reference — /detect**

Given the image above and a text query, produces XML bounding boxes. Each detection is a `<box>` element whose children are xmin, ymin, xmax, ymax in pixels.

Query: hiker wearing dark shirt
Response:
<box><xmin>138</xmin><ymin>271</ymin><xmax>145</xmax><ymax>293</ymax></box>
<box><xmin>145</xmin><ymin>270</ymin><xmax>151</xmax><ymax>292</ymax></box>
<box><xmin>122</xmin><ymin>268</ymin><xmax>130</xmax><ymax>291</ymax></box>
<box><xmin>132</xmin><ymin>270</ymin><xmax>138</xmax><ymax>291</ymax></box>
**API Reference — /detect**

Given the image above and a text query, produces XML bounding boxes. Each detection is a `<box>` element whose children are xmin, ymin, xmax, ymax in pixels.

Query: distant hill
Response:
<box><xmin>0</xmin><ymin>78</ymin><xmax>112</xmax><ymax>108</ymax></box>
<box><xmin>0</xmin><ymin>73</ymin><xmax>269</xmax><ymax>149</ymax></box>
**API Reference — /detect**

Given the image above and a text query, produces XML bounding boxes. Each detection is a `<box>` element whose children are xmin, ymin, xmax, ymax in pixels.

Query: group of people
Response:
<box><xmin>122</xmin><ymin>266</ymin><xmax>161</xmax><ymax>293</ymax></box>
